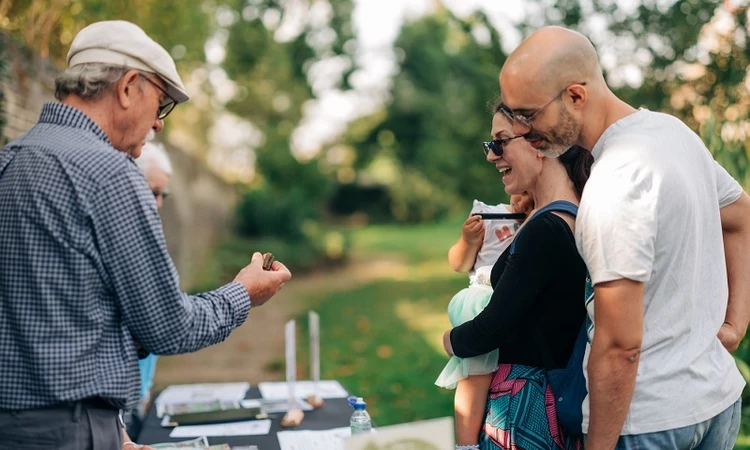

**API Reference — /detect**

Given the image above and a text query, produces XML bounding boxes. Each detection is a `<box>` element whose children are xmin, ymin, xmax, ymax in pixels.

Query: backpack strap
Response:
<box><xmin>509</xmin><ymin>200</ymin><xmax>578</xmax><ymax>254</ymax></box>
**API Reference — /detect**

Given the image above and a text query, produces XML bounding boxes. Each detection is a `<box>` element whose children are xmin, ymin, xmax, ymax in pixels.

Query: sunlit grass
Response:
<box><xmin>350</xmin><ymin>217</ymin><xmax>464</xmax><ymax>263</ymax></box>
<box><xmin>296</xmin><ymin>278</ymin><xmax>464</xmax><ymax>426</ymax></box>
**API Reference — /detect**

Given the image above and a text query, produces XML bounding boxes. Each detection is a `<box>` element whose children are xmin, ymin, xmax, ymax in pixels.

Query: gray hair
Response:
<box><xmin>137</xmin><ymin>141</ymin><xmax>173</xmax><ymax>176</ymax></box>
<box><xmin>54</xmin><ymin>63</ymin><xmax>131</xmax><ymax>101</ymax></box>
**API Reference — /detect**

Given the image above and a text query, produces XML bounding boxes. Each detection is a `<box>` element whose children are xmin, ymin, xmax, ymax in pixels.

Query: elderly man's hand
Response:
<box><xmin>234</xmin><ymin>252</ymin><xmax>292</xmax><ymax>307</ymax></box>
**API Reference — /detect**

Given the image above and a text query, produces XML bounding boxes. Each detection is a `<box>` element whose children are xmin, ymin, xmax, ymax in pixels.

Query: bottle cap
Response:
<box><xmin>348</xmin><ymin>396</ymin><xmax>367</xmax><ymax>409</ymax></box>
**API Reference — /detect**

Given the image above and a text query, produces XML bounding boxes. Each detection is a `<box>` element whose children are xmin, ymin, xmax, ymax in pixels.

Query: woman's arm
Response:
<box><xmin>448</xmin><ymin>216</ymin><xmax>571</xmax><ymax>358</ymax></box>
<box><xmin>448</xmin><ymin>214</ymin><xmax>485</xmax><ymax>273</ymax></box>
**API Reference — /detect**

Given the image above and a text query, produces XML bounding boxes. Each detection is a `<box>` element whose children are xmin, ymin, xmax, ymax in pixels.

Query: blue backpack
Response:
<box><xmin>509</xmin><ymin>200</ymin><xmax>591</xmax><ymax>437</ymax></box>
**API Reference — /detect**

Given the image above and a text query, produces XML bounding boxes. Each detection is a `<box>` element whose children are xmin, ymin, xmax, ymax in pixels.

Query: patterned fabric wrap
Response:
<box><xmin>479</xmin><ymin>364</ymin><xmax>583</xmax><ymax>450</ymax></box>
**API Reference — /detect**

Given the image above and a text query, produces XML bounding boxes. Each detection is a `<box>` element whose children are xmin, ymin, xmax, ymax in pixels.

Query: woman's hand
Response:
<box><xmin>461</xmin><ymin>214</ymin><xmax>485</xmax><ymax>245</ymax></box>
<box><xmin>442</xmin><ymin>330</ymin><xmax>454</xmax><ymax>356</ymax></box>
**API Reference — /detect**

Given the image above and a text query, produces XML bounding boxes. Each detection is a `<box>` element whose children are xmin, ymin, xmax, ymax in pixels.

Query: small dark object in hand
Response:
<box><xmin>262</xmin><ymin>253</ymin><xmax>275</xmax><ymax>271</ymax></box>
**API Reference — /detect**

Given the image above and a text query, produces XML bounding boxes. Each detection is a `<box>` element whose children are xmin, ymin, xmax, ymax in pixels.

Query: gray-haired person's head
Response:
<box><xmin>137</xmin><ymin>141</ymin><xmax>173</xmax><ymax>209</ymax></box>
<box><xmin>54</xmin><ymin>63</ymin><xmax>130</xmax><ymax>101</ymax></box>
<box><xmin>55</xmin><ymin>20</ymin><xmax>190</xmax><ymax>159</ymax></box>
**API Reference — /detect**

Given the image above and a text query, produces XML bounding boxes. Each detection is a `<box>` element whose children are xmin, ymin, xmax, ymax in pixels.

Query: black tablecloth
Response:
<box><xmin>137</xmin><ymin>387</ymin><xmax>352</xmax><ymax>449</ymax></box>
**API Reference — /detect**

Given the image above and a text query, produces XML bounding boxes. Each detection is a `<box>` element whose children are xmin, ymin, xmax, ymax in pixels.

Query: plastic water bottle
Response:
<box><xmin>348</xmin><ymin>396</ymin><xmax>372</xmax><ymax>435</ymax></box>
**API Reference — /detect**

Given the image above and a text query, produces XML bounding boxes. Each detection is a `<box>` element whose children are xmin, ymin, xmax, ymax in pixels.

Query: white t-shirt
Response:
<box><xmin>469</xmin><ymin>200</ymin><xmax>520</xmax><ymax>279</ymax></box>
<box><xmin>576</xmin><ymin>109</ymin><xmax>745</xmax><ymax>435</ymax></box>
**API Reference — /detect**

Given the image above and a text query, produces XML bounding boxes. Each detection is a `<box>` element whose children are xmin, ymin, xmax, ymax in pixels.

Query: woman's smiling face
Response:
<box><xmin>487</xmin><ymin>112</ymin><xmax>544</xmax><ymax>196</ymax></box>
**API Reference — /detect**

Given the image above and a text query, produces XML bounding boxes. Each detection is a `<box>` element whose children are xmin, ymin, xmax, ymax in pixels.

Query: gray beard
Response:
<box><xmin>539</xmin><ymin>143</ymin><xmax>571</xmax><ymax>158</ymax></box>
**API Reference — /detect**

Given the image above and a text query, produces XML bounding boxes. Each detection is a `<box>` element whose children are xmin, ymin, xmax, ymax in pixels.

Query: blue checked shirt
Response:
<box><xmin>0</xmin><ymin>103</ymin><xmax>251</xmax><ymax>410</ymax></box>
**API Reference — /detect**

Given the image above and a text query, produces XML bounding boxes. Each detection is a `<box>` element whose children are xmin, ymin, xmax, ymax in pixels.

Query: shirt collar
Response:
<box><xmin>38</xmin><ymin>102</ymin><xmax>112</xmax><ymax>146</ymax></box>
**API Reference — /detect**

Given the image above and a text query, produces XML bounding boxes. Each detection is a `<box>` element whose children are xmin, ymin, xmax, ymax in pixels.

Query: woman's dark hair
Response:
<box><xmin>558</xmin><ymin>145</ymin><xmax>594</xmax><ymax>199</ymax></box>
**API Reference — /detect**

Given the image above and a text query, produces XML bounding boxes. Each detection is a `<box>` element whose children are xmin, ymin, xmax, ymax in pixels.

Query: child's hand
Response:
<box><xmin>461</xmin><ymin>214</ymin><xmax>485</xmax><ymax>245</ymax></box>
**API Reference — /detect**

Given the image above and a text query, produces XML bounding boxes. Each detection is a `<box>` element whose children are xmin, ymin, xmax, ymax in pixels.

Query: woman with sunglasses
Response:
<box><xmin>443</xmin><ymin>104</ymin><xmax>593</xmax><ymax>450</ymax></box>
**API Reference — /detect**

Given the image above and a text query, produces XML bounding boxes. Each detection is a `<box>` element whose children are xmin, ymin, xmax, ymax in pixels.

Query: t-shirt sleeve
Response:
<box><xmin>576</xmin><ymin>161</ymin><xmax>658</xmax><ymax>285</ymax></box>
<box><xmin>713</xmin><ymin>160</ymin><xmax>743</xmax><ymax>208</ymax></box>
<box><xmin>450</xmin><ymin>216</ymin><xmax>569</xmax><ymax>358</ymax></box>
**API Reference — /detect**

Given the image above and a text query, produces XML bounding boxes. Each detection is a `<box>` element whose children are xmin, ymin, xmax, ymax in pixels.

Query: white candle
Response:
<box><xmin>309</xmin><ymin>311</ymin><xmax>320</xmax><ymax>395</ymax></box>
<box><xmin>285</xmin><ymin>320</ymin><xmax>296</xmax><ymax>410</ymax></box>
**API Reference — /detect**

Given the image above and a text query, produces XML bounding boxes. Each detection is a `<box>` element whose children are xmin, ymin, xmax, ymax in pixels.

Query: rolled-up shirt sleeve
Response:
<box><xmin>90</xmin><ymin>163</ymin><xmax>250</xmax><ymax>355</ymax></box>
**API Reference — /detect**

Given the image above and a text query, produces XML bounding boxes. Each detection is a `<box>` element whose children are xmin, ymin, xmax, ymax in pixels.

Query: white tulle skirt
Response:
<box><xmin>435</xmin><ymin>283</ymin><xmax>498</xmax><ymax>390</ymax></box>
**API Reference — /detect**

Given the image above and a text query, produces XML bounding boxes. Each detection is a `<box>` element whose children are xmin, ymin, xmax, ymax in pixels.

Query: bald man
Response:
<box><xmin>498</xmin><ymin>26</ymin><xmax>750</xmax><ymax>450</ymax></box>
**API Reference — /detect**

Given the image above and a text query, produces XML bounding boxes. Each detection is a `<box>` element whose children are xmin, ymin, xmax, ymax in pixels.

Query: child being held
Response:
<box><xmin>436</xmin><ymin>193</ymin><xmax>534</xmax><ymax>449</ymax></box>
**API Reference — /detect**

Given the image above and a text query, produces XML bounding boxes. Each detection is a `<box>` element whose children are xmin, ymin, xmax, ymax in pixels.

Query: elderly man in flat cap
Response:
<box><xmin>0</xmin><ymin>21</ymin><xmax>291</xmax><ymax>450</ymax></box>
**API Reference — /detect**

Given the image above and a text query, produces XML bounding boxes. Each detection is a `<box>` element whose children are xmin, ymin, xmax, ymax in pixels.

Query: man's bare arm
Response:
<box><xmin>586</xmin><ymin>278</ymin><xmax>644</xmax><ymax>450</ymax></box>
<box><xmin>719</xmin><ymin>192</ymin><xmax>750</xmax><ymax>352</ymax></box>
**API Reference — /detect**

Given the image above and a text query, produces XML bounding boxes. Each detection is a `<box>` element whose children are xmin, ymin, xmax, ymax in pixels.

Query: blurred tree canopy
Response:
<box><xmin>1</xmin><ymin>0</ymin><xmax>212</xmax><ymax>66</ymax></box>
<box><xmin>327</xmin><ymin>7</ymin><xmax>511</xmax><ymax>222</ymax></box>
<box><xmin>3</xmin><ymin>0</ymin><xmax>750</xmax><ymax>218</ymax></box>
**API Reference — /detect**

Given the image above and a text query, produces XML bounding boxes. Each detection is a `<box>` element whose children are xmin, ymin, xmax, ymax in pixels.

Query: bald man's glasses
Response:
<box><xmin>499</xmin><ymin>82</ymin><xmax>586</xmax><ymax>129</ymax></box>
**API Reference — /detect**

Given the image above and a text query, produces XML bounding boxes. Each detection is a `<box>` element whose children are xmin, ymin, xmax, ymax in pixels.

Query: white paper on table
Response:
<box><xmin>345</xmin><ymin>417</ymin><xmax>454</xmax><ymax>450</ymax></box>
<box><xmin>259</xmin><ymin>380</ymin><xmax>348</xmax><ymax>400</ymax></box>
<box><xmin>155</xmin><ymin>382</ymin><xmax>250</xmax><ymax>417</ymax></box>
<box><xmin>240</xmin><ymin>398</ymin><xmax>313</xmax><ymax>413</ymax></box>
<box><xmin>277</xmin><ymin>427</ymin><xmax>351</xmax><ymax>450</ymax></box>
<box><xmin>168</xmin><ymin>419</ymin><xmax>271</xmax><ymax>438</ymax></box>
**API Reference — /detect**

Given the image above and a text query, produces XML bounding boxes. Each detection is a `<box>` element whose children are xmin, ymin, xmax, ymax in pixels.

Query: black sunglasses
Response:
<box><xmin>139</xmin><ymin>73</ymin><xmax>177</xmax><ymax>120</ymax></box>
<box><xmin>482</xmin><ymin>135</ymin><xmax>523</xmax><ymax>157</ymax></box>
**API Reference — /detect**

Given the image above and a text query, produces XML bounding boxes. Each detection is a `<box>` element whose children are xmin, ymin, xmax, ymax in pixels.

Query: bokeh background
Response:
<box><xmin>3</xmin><ymin>0</ymin><xmax>750</xmax><ymax>446</ymax></box>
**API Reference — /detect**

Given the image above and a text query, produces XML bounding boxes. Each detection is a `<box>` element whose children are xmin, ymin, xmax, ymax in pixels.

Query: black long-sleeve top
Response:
<box><xmin>450</xmin><ymin>212</ymin><xmax>587</xmax><ymax>369</ymax></box>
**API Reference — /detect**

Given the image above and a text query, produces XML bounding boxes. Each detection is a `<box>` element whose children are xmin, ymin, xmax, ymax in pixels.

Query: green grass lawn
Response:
<box><xmin>294</xmin><ymin>218</ymin><xmax>750</xmax><ymax>446</ymax></box>
<box><xmin>296</xmin><ymin>219</ymin><xmax>465</xmax><ymax>425</ymax></box>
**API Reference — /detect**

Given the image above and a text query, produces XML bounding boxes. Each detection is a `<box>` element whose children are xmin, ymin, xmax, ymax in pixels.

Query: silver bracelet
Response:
<box><xmin>456</xmin><ymin>445</ymin><xmax>480</xmax><ymax>450</ymax></box>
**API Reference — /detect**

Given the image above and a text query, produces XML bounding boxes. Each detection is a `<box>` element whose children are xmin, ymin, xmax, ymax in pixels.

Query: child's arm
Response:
<box><xmin>448</xmin><ymin>214</ymin><xmax>485</xmax><ymax>273</ymax></box>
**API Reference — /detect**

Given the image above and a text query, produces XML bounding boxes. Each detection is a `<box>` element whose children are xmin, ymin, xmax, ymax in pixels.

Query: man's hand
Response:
<box><xmin>461</xmin><ymin>214</ymin><xmax>485</xmax><ymax>245</ymax></box>
<box><xmin>718</xmin><ymin>322</ymin><xmax>745</xmax><ymax>353</ymax></box>
<box><xmin>234</xmin><ymin>252</ymin><xmax>292</xmax><ymax>307</ymax></box>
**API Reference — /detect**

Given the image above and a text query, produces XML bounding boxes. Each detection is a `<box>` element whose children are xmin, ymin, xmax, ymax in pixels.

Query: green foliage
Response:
<box><xmin>386</xmin><ymin>167</ymin><xmax>462</xmax><ymax>223</ymax></box>
<box><xmin>235</xmin><ymin>187</ymin><xmax>320</xmax><ymax>240</ymax></box>
<box><xmin>2</xmin><ymin>0</ymin><xmax>212</xmax><ymax>68</ymax></box>
<box><xmin>331</xmin><ymin>10</ymin><xmax>512</xmax><ymax>222</ymax></box>
<box><xmin>226</xmin><ymin>183</ymin><xmax>350</xmax><ymax>284</ymax></box>
<box><xmin>188</xmin><ymin>229</ymin><xmax>350</xmax><ymax>294</ymax></box>
<box><xmin>365</xmin><ymin>10</ymin><xmax>508</xmax><ymax>201</ymax></box>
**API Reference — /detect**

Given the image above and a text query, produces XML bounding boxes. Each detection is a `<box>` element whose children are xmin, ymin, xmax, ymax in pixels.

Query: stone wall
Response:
<box><xmin>0</xmin><ymin>33</ymin><xmax>238</xmax><ymax>289</ymax></box>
